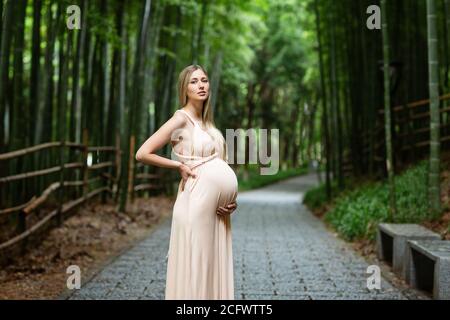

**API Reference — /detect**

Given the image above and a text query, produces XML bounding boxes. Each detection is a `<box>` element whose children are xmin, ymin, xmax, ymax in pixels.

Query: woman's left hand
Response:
<box><xmin>216</xmin><ymin>201</ymin><xmax>238</xmax><ymax>216</ymax></box>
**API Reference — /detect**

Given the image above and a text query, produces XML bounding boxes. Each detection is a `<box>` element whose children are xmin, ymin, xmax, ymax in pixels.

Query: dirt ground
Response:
<box><xmin>0</xmin><ymin>195</ymin><xmax>174</xmax><ymax>300</ymax></box>
<box><xmin>1</xmin><ymin>165</ymin><xmax>447</xmax><ymax>300</ymax></box>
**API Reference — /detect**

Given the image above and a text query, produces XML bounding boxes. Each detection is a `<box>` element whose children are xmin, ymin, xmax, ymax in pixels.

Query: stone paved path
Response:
<box><xmin>67</xmin><ymin>173</ymin><xmax>409</xmax><ymax>300</ymax></box>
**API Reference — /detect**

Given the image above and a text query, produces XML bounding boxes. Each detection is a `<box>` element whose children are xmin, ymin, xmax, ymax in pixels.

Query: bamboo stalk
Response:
<box><xmin>127</xmin><ymin>135</ymin><xmax>135</xmax><ymax>202</ymax></box>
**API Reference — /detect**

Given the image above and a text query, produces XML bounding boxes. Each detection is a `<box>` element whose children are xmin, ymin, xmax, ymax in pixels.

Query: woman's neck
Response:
<box><xmin>183</xmin><ymin>101</ymin><xmax>203</xmax><ymax>121</ymax></box>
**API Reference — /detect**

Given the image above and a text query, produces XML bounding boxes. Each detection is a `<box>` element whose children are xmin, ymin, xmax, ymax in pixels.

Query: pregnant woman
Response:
<box><xmin>135</xmin><ymin>65</ymin><xmax>238</xmax><ymax>300</ymax></box>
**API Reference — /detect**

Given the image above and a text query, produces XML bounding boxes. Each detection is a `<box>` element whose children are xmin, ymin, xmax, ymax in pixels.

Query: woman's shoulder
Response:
<box><xmin>171</xmin><ymin>110</ymin><xmax>188</xmax><ymax>126</ymax></box>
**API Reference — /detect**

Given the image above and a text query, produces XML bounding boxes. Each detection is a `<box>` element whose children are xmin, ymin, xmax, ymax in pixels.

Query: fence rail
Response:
<box><xmin>369</xmin><ymin>93</ymin><xmax>450</xmax><ymax>165</ymax></box>
<box><xmin>0</xmin><ymin>132</ymin><xmax>170</xmax><ymax>255</ymax></box>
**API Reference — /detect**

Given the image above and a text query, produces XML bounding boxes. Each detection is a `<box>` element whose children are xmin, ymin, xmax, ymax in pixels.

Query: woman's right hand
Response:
<box><xmin>178</xmin><ymin>163</ymin><xmax>197</xmax><ymax>191</ymax></box>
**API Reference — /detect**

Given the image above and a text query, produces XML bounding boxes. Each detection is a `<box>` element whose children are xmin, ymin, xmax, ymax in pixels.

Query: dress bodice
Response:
<box><xmin>171</xmin><ymin>109</ymin><xmax>218</xmax><ymax>169</ymax></box>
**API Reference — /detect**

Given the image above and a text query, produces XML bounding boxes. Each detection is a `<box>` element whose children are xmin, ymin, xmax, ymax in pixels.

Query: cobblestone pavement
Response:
<box><xmin>68</xmin><ymin>173</ymin><xmax>411</xmax><ymax>300</ymax></box>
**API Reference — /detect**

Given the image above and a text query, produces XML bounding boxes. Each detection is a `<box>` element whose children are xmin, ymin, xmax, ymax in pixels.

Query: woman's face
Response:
<box><xmin>187</xmin><ymin>69</ymin><xmax>209</xmax><ymax>102</ymax></box>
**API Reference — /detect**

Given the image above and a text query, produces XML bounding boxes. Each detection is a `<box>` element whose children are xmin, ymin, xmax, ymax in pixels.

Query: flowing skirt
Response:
<box><xmin>165</xmin><ymin>158</ymin><xmax>238</xmax><ymax>300</ymax></box>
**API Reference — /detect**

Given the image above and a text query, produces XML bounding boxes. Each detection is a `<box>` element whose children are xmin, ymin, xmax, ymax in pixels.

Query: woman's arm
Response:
<box><xmin>136</xmin><ymin>112</ymin><xmax>197</xmax><ymax>191</ymax></box>
<box><xmin>135</xmin><ymin>112</ymin><xmax>185</xmax><ymax>169</ymax></box>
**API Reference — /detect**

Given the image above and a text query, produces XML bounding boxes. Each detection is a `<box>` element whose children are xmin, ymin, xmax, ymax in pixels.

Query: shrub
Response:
<box><xmin>306</xmin><ymin>160</ymin><xmax>433</xmax><ymax>241</ymax></box>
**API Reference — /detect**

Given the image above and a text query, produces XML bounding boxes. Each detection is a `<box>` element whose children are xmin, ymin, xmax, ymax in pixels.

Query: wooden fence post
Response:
<box><xmin>57</xmin><ymin>140</ymin><xmax>65</xmax><ymax>227</ymax></box>
<box><xmin>114</xmin><ymin>132</ymin><xmax>121</xmax><ymax>203</ymax></box>
<box><xmin>16</xmin><ymin>209</ymin><xmax>27</xmax><ymax>254</ymax></box>
<box><xmin>405</xmin><ymin>104</ymin><xmax>415</xmax><ymax>163</ymax></box>
<box><xmin>127</xmin><ymin>135</ymin><xmax>135</xmax><ymax>203</ymax></box>
<box><xmin>101</xmin><ymin>152</ymin><xmax>108</xmax><ymax>204</ymax></box>
<box><xmin>82</xmin><ymin>129</ymin><xmax>89</xmax><ymax>203</ymax></box>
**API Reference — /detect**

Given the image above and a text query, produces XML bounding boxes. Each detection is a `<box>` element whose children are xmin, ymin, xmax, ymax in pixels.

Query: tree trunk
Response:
<box><xmin>117</xmin><ymin>2</ymin><xmax>128</xmax><ymax>207</ymax></box>
<box><xmin>381</xmin><ymin>0</ymin><xmax>397</xmax><ymax>219</ymax></box>
<box><xmin>315</xmin><ymin>0</ymin><xmax>331</xmax><ymax>198</ymax></box>
<box><xmin>30</xmin><ymin>0</ymin><xmax>42</xmax><ymax>145</ymax></box>
<box><xmin>196</xmin><ymin>0</ymin><xmax>208</xmax><ymax>65</ymax></box>
<box><xmin>120</xmin><ymin>0</ymin><xmax>152</xmax><ymax>212</ymax></box>
<box><xmin>427</xmin><ymin>0</ymin><xmax>442</xmax><ymax>216</ymax></box>
<box><xmin>0</xmin><ymin>0</ymin><xmax>15</xmax><ymax>153</ymax></box>
<box><xmin>10</xmin><ymin>0</ymin><xmax>27</xmax><ymax>205</ymax></box>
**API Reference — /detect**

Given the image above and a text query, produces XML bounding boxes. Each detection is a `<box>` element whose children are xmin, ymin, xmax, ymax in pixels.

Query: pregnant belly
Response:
<box><xmin>200</xmin><ymin>158</ymin><xmax>238</xmax><ymax>206</ymax></box>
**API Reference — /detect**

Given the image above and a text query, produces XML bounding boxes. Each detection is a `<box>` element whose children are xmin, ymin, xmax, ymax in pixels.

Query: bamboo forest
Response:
<box><xmin>0</xmin><ymin>0</ymin><xmax>449</xmax><ymax>301</ymax></box>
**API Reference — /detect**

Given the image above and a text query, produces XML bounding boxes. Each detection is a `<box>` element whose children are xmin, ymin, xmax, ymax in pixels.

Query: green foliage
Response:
<box><xmin>303</xmin><ymin>178</ymin><xmax>337</xmax><ymax>209</ymax></box>
<box><xmin>319</xmin><ymin>161</ymin><xmax>431</xmax><ymax>241</ymax></box>
<box><xmin>237</xmin><ymin>164</ymin><xmax>308</xmax><ymax>192</ymax></box>
<box><xmin>324</xmin><ymin>181</ymin><xmax>389</xmax><ymax>241</ymax></box>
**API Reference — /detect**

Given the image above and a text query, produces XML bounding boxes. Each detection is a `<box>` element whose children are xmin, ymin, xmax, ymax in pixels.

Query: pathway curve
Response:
<box><xmin>67</xmin><ymin>173</ymin><xmax>409</xmax><ymax>300</ymax></box>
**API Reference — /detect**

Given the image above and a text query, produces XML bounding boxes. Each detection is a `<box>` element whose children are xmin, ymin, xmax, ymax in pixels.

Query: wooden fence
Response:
<box><xmin>357</xmin><ymin>93</ymin><xmax>450</xmax><ymax>174</ymax></box>
<box><xmin>0</xmin><ymin>132</ymin><xmax>171</xmax><ymax>257</ymax></box>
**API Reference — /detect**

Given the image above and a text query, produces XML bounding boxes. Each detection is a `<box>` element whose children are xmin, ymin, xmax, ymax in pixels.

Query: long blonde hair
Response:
<box><xmin>177</xmin><ymin>65</ymin><xmax>228</xmax><ymax>161</ymax></box>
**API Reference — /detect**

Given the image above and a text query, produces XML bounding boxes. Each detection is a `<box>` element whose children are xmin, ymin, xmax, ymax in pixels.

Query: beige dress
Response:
<box><xmin>165</xmin><ymin>109</ymin><xmax>238</xmax><ymax>300</ymax></box>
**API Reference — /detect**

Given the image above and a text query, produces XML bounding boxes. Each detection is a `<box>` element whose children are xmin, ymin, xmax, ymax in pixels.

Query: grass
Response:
<box><xmin>237</xmin><ymin>164</ymin><xmax>308</xmax><ymax>192</ymax></box>
<box><xmin>304</xmin><ymin>160</ymin><xmax>435</xmax><ymax>241</ymax></box>
<box><xmin>303</xmin><ymin>179</ymin><xmax>339</xmax><ymax>210</ymax></box>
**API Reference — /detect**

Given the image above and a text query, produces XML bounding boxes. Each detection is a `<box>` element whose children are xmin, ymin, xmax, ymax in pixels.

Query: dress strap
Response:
<box><xmin>176</xmin><ymin>109</ymin><xmax>202</xmax><ymax>129</ymax></box>
<box><xmin>172</xmin><ymin>150</ymin><xmax>219</xmax><ymax>170</ymax></box>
